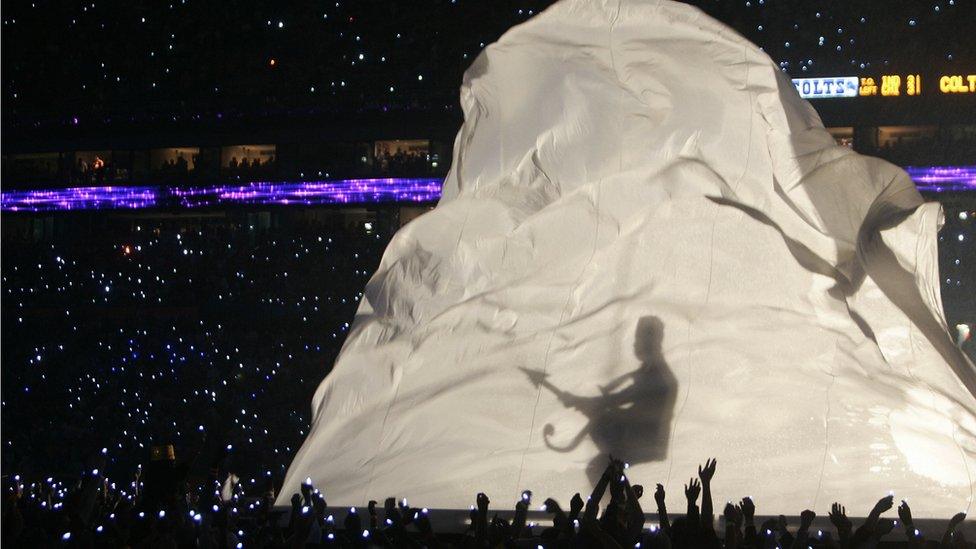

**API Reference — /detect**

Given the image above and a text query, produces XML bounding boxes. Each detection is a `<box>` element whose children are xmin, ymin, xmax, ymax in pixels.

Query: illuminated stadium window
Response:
<box><xmin>374</xmin><ymin>139</ymin><xmax>431</xmax><ymax>172</ymax></box>
<box><xmin>876</xmin><ymin>126</ymin><xmax>937</xmax><ymax>148</ymax></box>
<box><xmin>75</xmin><ymin>150</ymin><xmax>112</xmax><ymax>169</ymax></box>
<box><xmin>220</xmin><ymin>144</ymin><xmax>277</xmax><ymax>170</ymax></box>
<box><xmin>150</xmin><ymin>147</ymin><xmax>200</xmax><ymax>172</ymax></box>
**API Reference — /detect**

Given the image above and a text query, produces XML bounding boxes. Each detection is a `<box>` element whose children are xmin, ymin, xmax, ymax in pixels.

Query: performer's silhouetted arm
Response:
<box><xmin>520</xmin><ymin>367</ymin><xmax>586</xmax><ymax>409</ymax></box>
<box><xmin>600</xmin><ymin>371</ymin><xmax>633</xmax><ymax>395</ymax></box>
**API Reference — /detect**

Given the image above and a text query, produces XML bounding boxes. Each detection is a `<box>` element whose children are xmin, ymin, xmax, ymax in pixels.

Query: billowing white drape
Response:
<box><xmin>280</xmin><ymin>0</ymin><xmax>976</xmax><ymax>517</ymax></box>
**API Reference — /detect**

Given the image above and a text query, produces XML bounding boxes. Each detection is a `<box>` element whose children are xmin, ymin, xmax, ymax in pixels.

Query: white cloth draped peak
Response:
<box><xmin>280</xmin><ymin>0</ymin><xmax>976</xmax><ymax>517</ymax></box>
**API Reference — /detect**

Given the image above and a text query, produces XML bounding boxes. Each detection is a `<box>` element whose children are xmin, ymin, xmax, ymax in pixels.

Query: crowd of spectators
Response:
<box><xmin>70</xmin><ymin>157</ymin><xmax>129</xmax><ymax>187</ymax></box>
<box><xmin>226</xmin><ymin>157</ymin><xmax>278</xmax><ymax>180</ymax></box>
<box><xmin>2</xmin><ymin>217</ymin><xmax>386</xmax><ymax>484</ymax></box>
<box><xmin>3</xmin><ymin>453</ymin><xmax>972</xmax><ymax>548</ymax></box>
<box><xmin>374</xmin><ymin>150</ymin><xmax>429</xmax><ymax>177</ymax></box>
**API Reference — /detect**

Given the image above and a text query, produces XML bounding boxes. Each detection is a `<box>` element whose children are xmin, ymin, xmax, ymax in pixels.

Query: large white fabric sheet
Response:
<box><xmin>279</xmin><ymin>0</ymin><xmax>976</xmax><ymax>517</ymax></box>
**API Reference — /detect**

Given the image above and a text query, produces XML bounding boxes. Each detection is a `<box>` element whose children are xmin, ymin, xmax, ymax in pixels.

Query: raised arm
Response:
<box><xmin>828</xmin><ymin>502</ymin><xmax>853</xmax><ymax>546</ymax></box>
<box><xmin>898</xmin><ymin>500</ymin><xmax>926</xmax><ymax>548</ymax></box>
<box><xmin>585</xmin><ymin>461</ymin><xmax>615</xmax><ymax>521</ymax></box>
<box><xmin>475</xmin><ymin>492</ymin><xmax>490</xmax><ymax>543</ymax></box>
<box><xmin>724</xmin><ymin>503</ymin><xmax>743</xmax><ymax>549</ymax></box>
<box><xmin>621</xmin><ymin>478</ymin><xmax>645</xmax><ymax>542</ymax></box>
<box><xmin>851</xmin><ymin>495</ymin><xmax>893</xmax><ymax>548</ymax></box>
<box><xmin>654</xmin><ymin>484</ymin><xmax>671</xmax><ymax>537</ymax></box>
<box><xmin>684</xmin><ymin>478</ymin><xmax>701</xmax><ymax>521</ymax></box>
<box><xmin>940</xmin><ymin>511</ymin><xmax>966</xmax><ymax>547</ymax></box>
<box><xmin>512</xmin><ymin>491</ymin><xmax>530</xmax><ymax>537</ymax></box>
<box><xmin>790</xmin><ymin>510</ymin><xmax>815</xmax><ymax>549</ymax></box>
<box><xmin>697</xmin><ymin>458</ymin><xmax>717</xmax><ymax>530</ymax></box>
<box><xmin>568</xmin><ymin>492</ymin><xmax>585</xmax><ymax>524</ymax></box>
<box><xmin>741</xmin><ymin>497</ymin><xmax>757</xmax><ymax>548</ymax></box>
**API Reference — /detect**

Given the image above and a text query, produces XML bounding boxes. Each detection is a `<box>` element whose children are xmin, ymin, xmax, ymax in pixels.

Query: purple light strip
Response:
<box><xmin>173</xmin><ymin>178</ymin><xmax>443</xmax><ymax>208</ymax></box>
<box><xmin>2</xmin><ymin>178</ymin><xmax>443</xmax><ymax>212</ymax></box>
<box><xmin>2</xmin><ymin>168</ymin><xmax>974</xmax><ymax>212</ymax></box>
<box><xmin>0</xmin><ymin>185</ymin><xmax>160</xmax><ymax>212</ymax></box>
<box><xmin>905</xmin><ymin>165</ymin><xmax>976</xmax><ymax>193</ymax></box>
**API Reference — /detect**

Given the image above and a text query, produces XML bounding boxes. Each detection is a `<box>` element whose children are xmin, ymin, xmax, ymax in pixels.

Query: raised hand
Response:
<box><xmin>724</xmin><ymin>503</ymin><xmax>743</xmax><ymax>526</ymax></box>
<box><xmin>313</xmin><ymin>493</ymin><xmax>327</xmax><ymax>518</ymax></box>
<box><xmin>949</xmin><ymin>512</ymin><xmax>966</xmax><ymax>529</ymax></box>
<box><xmin>698</xmin><ymin>458</ymin><xmax>717</xmax><ymax>484</ymax></box>
<box><xmin>608</xmin><ymin>455</ymin><xmax>626</xmax><ymax>476</ymax></box>
<box><xmin>653</xmin><ymin>483</ymin><xmax>672</xmax><ymax>535</ymax></box>
<box><xmin>898</xmin><ymin>500</ymin><xmax>913</xmax><ymax>527</ymax></box>
<box><xmin>384</xmin><ymin>497</ymin><xmax>403</xmax><ymax>527</ymax></box>
<box><xmin>684</xmin><ymin>478</ymin><xmax>701</xmax><ymax>503</ymax></box>
<box><xmin>654</xmin><ymin>484</ymin><xmax>666</xmax><ymax>507</ymax></box>
<box><xmin>476</xmin><ymin>492</ymin><xmax>490</xmax><ymax>512</ymax></box>
<box><xmin>474</xmin><ymin>492</ymin><xmax>489</xmax><ymax>542</ymax></box>
<box><xmin>800</xmin><ymin>510</ymin><xmax>816</xmax><ymax>530</ymax></box>
<box><xmin>829</xmin><ymin>502</ymin><xmax>852</xmax><ymax>531</ymax></box>
<box><xmin>940</xmin><ymin>511</ymin><xmax>967</xmax><ymax>546</ymax></box>
<box><xmin>569</xmin><ymin>493</ymin><xmax>584</xmax><ymax>515</ymax></box>
<box><xmin>398</xmin><ymin>497</ymin><xmax>410</xmax><ymax>515</ymax></box>
<box><xmin>740</xmin><ymin>497</ymin><xmax>755</xmax><ymax>522</ymax></box>
<box><xmin>543</xmin><ymin>498</ymin><xmax>562</xmax><ymax>514</ymax></box>
<box><xmin>872</xmin><ymin>495</ymin><xmax>895</xmax><ymax>516</ymax></box>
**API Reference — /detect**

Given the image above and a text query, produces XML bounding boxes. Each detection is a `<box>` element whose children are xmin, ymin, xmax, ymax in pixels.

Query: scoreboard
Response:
<box><xmin>792</xmin><ymin>72</ymin><xmax>975</xmax><ymax>99</ymax></box>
